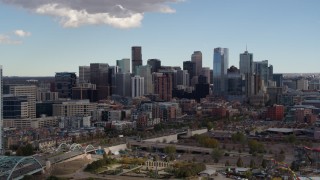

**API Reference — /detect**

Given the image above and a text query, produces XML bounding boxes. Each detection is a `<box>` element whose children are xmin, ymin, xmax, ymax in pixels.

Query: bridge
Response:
<box><xmin>56</xmin><ymin>143</ymin><xmax>97</xmax><ymax>154</ymax></box>
<box><xmin>0</xmin><ymin>156</ymin><xmax>43</xmax><ymax>180</ymax></box>
<box><xmin>0</xmin><ymin>143</ymin><xmax>100</xmax><ymax>180</ymax></box>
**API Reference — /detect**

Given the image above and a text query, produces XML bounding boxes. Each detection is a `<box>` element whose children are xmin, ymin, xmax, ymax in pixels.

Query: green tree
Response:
<box><xmin>261</xmin><ymin>159</ymin><xmax>267</xmax><ymax>168</ymax></box>
<box><xmin>16</xmin><ymin>144</ymin><xmax>34</xmax><ymax>156</ymax></box>
<box><xmin>245</xmin><ymin>171</ymin><xmax>253</xmax><ymax>179</ymax></box>
<box><xmin>212</xmin><ymin>148</ymin><xmax>224</xmax><ymax>163</ymax></box>
<box><xmin>207</xmin><ymin>122</ymin><xmax>214</xmax><ymax>131</ymax></box>
<box><xmin>194</xmin><ymin>134</ymin><xmax>219</xmax><ymax>148</ymax></box>
<box><xmin>225</xmin><ymin>160</ymin><xmax>230</xmax><ymax>167</ymax></box>
<box><xmin>164</xmin><ymin>145</ymin><xmax>176</xmax><ymax>155</ymax></box>
<box><xmin>248</xmin><ymin>140</ymin><xmax>265</xmax><ymax>154</ymax></box>
<box><xmin>236</xmin><ymin>157</ymin><xmax>244</xmax><ymax>167</ymax></box>
<box><xmin>250</xmin><ymin>159</ymin><xmax>256</xmax><ymax>168</ymax></box>
<box><xmin>285</xmin><ymin>134</ymin><xmax>297</xmax><ymax>144</ymax></box>
<box><xmin>231</xmin><ymin>132</ymin><xmax>247</xmax><ymax>144</ymax></box>
<box><xmin>173</xmin><ymin>163</ymin><xmax>206</xmax><ymax>178</ymax></box>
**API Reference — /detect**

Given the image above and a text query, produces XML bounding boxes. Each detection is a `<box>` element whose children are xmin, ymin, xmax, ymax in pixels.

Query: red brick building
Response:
<box><xmin>211</xmin><ymin>106</ymin><xmax>227</xmax><ymax>118</ymax></box>
<box><xmin>154</xmin><ymin>73</ymin><xmax>172</xmax><ymax>101</ymax></box>
<box><xmin>266</xmin><ymin>105</ymin><xmax>284</xmax><ymax>121</ymax></box>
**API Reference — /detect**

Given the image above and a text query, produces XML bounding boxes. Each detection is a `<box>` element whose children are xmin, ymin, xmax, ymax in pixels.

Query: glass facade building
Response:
<box><xmin>213</xmin><ymin>47</ymin><xmax>229</xmax><ymax>96</ymax></box>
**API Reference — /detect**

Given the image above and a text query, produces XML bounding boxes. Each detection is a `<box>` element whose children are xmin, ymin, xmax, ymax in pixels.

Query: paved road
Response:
<box><xmin>129</xmin><ymin>140</ymin><xmax>213</xmax><ymax>154</ymax></box>
<box><xmin>117</xmin><ymin>165</ymin><xmax>142</xmax><ymax>176</ymax></box>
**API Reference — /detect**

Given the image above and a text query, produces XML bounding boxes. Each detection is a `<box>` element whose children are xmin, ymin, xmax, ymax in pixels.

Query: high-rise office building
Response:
<box><xmin>9</xmin><ymin>85</ymin><xmax>37</xmax><ymax>119</ymax></box>
<box><xmin>177</xmin><ymin>70</ymin><xmax>190</xmax><ymax>87</ymax></box>
<box><xmin>210</xmin><ymin>70</ymin><xmax>214</xmax><ymax>84</ymax></box>
<box><xmin>114</xmin><ymin>73</ymin><xmax>132</xmax><ymax>97</ymax></box>
<box><xmin>158</xmin><ymin>69</ymin><xmax>178</xmax><ymax>89</ymax></box>
<box><xmin>154</xmin><ymin>73</ymin><xmax>173</xmax><ymax>101</ymax></box>
<box><xmin>3</xmin><ymin>95</ymin><xmax>28</xmax><ymax>119</ymax></box>
<box><xmin>109</xmin><ymin>66</ymin><xmax>120</xmax><ymax>95</ymax></box>
<box><xmin>183</xmin><ymin>61</ymin><xmax>195</xmax><ymax>84</ymax></box>
<box><xmin>191</xmin><ymin>51</ymin><xmax>202</xmax><ymax>76</ymax></box>
<box><xmin>254</xmin><ymin>60</ymin><xmax>270</xmax><ymax>86</ymax></box>
<box><xmin>132</xmin><ymin>46</ymin><xmax>142</xmax><ymax>74</ymax></box>
<box><xmin>297</xmin><ymin>79</ymin><xmax>309</xmax><ymax>90</ymax></box>
<box><xmin>147</xmin><ymin>59</ymin><xmax>161</xmax><ymax>73</ymax></box>
<box><xmin>55</xmin><ymin>72</ymin><xmax>77</xmax><ymax>98</ymax></box>
<box><xmin>0</xmin><ymin>65</ymin><xmax>3</xmax><ymax>153</ymax></box>
<box><xmin>72</xmin><ymin>83</ymin><xmax>98</xmax><ymax>102</ymax></box>
<box><xmin>273</xmin><ymin>74</ymin><xmax>283</xmax><ymax>87</ymax></box>
<box><xmin>240</xmin><ymin>50</ymin><xmax>254</xmax><ymax>97</ymax></box>
<box><xmin>227</xmin><ymin>66</ymin><xmax>244</xmax><ymax>96</ymax></box>
<box><xmin>117</xmin><ymin>58</ymin><xmax>131</xmax><ymax>73</ymax></box>
<box><xmin>201</xmin><ymin>67</ymin><xmax>211</xmax><ymax>84</ymax></box>
<box><xmin>131</xmin><ymin>75</ymin><xmax>144</xmax><ymax>98</ymax></box>
<box><xmin>213</xmin><ymin>47</ymin><xmax>229</xmax><ymax>96</ymax></box>
<box><xmin>79</xmin><ymin>66</ymin><xmax>90</xmax><ymax>83</ymax></box>
<box><xmin>136</xmin><ymin>65</ymin><xmax>153</xmax><ymax>94</ymax></box>
<box><xmin>240</xmin><ymin>50</ymin><xmax>253</xmax><ymax>74</ymax></box>
<box><xmin>53</xmin><ymin>100</ymin><xmax>96</xmax><ymax>117</ymax></box>
<box><xmin>90</xmin><ymin>63</ymin><xmax>110</xmax><ymax>100</ymax></box>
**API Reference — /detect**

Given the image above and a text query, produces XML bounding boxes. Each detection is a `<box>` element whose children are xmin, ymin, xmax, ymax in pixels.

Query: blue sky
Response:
<box><xmin>0</xmin><ymin>0</ymin><xmax>319</xmax><ymax>76</ymax></box>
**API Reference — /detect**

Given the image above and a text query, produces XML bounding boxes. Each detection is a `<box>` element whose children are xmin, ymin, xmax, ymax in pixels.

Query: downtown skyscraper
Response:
<box><xmin>213</xmin><ymin>47</ymin><xmax>229</xmax><ymax>96</ymax></box>
<box><xmin>191</xmin><ymin>51</ymin><xmax>202</xmax><ymax>77</ymax></box>
<box><xmin>79</xmin><ymin>66</ymin><xmax>90</xmax><ymax>83</ymax></box>
<box><xmin>0</xmin><ymin>65</ymin><xmax>2</xmax><ymax>153</ymax></box>
<box><xmin>132</xmin><ymin>46</ymin><xmax>142</xmax><ymax>75</ymax></box>
<box><xmin>117</xmin><ymin>58</ymin><xmax>130</xmax><ymax>73</ymax></box>
<box><xmin>90</xmin><ymin>63</ymin><xmax>110</xmax><ymax>100</ymax></box>
<box><xmin>240</xmin><ymin>50</ymin><xmax>254</xmax><ymax>97</ymax></box>
<box><xmin>240</xmin><ymin>50</ymin><xmax>254</xmax><ymax>74</ymax></box>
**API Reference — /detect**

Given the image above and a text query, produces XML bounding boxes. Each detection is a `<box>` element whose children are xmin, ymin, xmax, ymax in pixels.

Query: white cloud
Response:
<box><xmin>0</xmin><ymin>34</ymin><xmax>22</xmax><ymax>45</ymax></box>
<box><xmin>14</xmin><ymin>30</ymin><xmax>32</xmax><ymax>37</ymax></box>
<box><xmin>1</xmin><ymin>0</ymin><xmax>183</xmax><ymax>29</ymax></box>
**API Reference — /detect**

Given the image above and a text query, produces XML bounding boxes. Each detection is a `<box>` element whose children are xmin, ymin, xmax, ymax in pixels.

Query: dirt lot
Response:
<box><xmin>51</xmin><ymin>158</ymin><xmax>91</xmax><ymax>176</ymax></box>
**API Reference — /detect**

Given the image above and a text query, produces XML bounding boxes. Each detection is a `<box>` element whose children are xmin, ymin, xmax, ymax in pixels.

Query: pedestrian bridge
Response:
<box><xmin>56</xmin><ymin>143</ymin><xmax>97</xmax><ymax>154</ymax></box>
<box><xmin>0</xmin><ymin>156</ymin><xmax>43</xmax><ymax>180</ymax></box>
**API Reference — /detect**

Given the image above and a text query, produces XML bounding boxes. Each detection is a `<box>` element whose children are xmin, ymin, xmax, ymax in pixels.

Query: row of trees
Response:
<box><xmin>16</xmin><ymin>144</ymin><xmax>34</xmax><ymax>156</ymax></box>
<box><xmin>172</xmin><ymin>162</ymin><xmax>206</xmax><ymax>178</ymax></box>
<box><xmin>225</xmin><ymin>158</ymin><xmax>268</xmax><ymax>169</ymax></box>
<box><xmin>84</xmin><ymin>156</ymin><xmax>117</xmax><ymax>172</ymax></box>
<box><xmin>193</xmin><ymin>134</ymin><xmax>219</xmax><ymax>148</ymax></box>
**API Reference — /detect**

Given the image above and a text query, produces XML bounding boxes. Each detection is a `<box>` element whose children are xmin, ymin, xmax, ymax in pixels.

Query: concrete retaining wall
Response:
<box><xmin>143</xmin><ymin>134</ymin><xmax>178</xmax><ymax>143</ymax></box>
<box><xmin>191</xmin><ymin>129</ymin><xmax>208</xmax><ymax>136</ymax></box>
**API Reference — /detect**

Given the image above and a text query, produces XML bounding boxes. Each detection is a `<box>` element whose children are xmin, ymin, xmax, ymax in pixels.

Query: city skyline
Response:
<box><xmin>1</xmin><ymin>0</ymin><xmax>320</xmax><ymax>76</ymax></box>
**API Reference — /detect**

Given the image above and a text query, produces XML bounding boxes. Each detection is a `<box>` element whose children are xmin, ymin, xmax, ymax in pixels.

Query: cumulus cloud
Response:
<box><xmin>1</xmin><ymin>0</ymin><xmax>183</xmax><ymax>28</ymax></box>
<box><xmin>14</xmin><ymin>30</ymin><xmax>32</xmax><ymax>37</ymax></box>
<box><xmin>0</xmin><ymin>34</ymin><xmax>22</xmax><ymax>45</ymax></box>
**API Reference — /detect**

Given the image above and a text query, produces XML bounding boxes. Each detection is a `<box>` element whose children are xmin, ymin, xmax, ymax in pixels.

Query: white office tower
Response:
<box><xmin>0</xmin><ymin>65</ymin><xmax>3</xmax><ymax>154</ymax></box>
<box><xmin>131</xmin><ymin>75</ymin><xmax>144</xmax><ymax>98</ymax></box>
